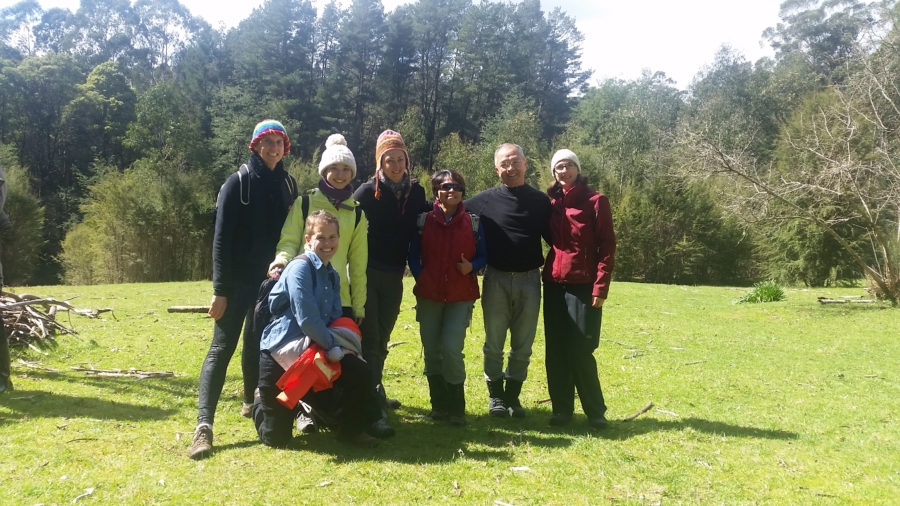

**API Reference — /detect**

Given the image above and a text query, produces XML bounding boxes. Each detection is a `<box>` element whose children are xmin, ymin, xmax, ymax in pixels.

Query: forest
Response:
<box><xmin>0</xmin><ymin>0</ymin><xmax>897</xmax><ymax>301</ymax></box>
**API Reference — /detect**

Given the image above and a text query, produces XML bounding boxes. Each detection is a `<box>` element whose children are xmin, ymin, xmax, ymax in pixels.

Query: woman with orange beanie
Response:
<box><xmin>353</xmin><ymin>130</ymin><xmax>429</xmax><ymax>412</ymax></box>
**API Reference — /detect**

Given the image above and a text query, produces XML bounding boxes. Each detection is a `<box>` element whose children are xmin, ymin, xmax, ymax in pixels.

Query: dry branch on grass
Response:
<box><xmin>1</xmin><ymin>291</ymin><xmax>115</xmax><ymax>349</ymax></box>
<box><xmin>166</xmin><ymin>306</ymin><xmax>210</xmax><ymax>313</ymax></box>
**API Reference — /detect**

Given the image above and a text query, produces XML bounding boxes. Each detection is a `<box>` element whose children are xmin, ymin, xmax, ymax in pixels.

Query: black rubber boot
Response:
<box><xmin>425</xmin><ymin>375</ymin><xmax>448</xmax><ymax>421</ymax></box>
<box><xmin>504</xmin><ymin>379</ymin><xmax>526</xmax><ymax>418</ymax></box>
<box><xmin>0</xmin><ymin>322</ymin><xmax>12</xmax><ymax>394</ymax></box>
<box><xmin>486</xmin><ymin>379</ymin><xmax>507</xmax><ymax>418</ymax></box>
<box><xmin>446</xmin><ymin>381</ymin><xmax>467</xmax><ymax>426</ymax></box>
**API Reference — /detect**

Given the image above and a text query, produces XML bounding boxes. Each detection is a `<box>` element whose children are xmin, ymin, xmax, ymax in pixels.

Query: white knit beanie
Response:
<box><xmin>318</xmin><ymin>134</ymin><xmax>357</xmax><ymax>178</ymax></box>
<box><xmin>550</xmin><ymin>149</ymin><xmax>580</xmax><ymax>173</ymax></box>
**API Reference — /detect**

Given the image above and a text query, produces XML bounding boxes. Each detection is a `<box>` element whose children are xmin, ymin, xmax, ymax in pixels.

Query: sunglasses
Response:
<box><xmin>439</xmin><ymin>182</ymin><xmax>463</xmax><ymax>192</ymax></box>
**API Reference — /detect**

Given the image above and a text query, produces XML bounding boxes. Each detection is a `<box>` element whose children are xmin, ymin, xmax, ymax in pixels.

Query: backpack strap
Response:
<box><xmin>291</xmin><ymin>253</ymin><xmax>338</xmax><ymax>291</ymax></box>
<box><xmin>416</xmin><ymin>211</ymin><xmax>427</xmax><ymax>235</ymax></box>
<box><xmin>237</xmin><ymin>164</ymin><xmax>250</xmax><ymax>205</ymax></box>
<box><xmin>468</xmin><ymin>212</ymin><xmax>480</xmax><ymax>241</ymax></box>
<box><xmin>301</xmin><ymin>194</ymin><xmax>310</xmax><ymax>221</ymax></box>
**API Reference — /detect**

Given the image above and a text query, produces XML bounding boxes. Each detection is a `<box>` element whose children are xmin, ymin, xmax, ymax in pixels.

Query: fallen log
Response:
<box><xmin>167</xmin><ymin>306</ymin><xmax>210</xmax><ymax>313</ymax></box>
<box><xmin>817</xmin><ymin>297</ymin><xmax>875</xmax><ymax>304</ymax></box>
<box><xmin>70</xmin><ymin>366</ymin><xmax>174</xmax><ymax>379</ymax></box>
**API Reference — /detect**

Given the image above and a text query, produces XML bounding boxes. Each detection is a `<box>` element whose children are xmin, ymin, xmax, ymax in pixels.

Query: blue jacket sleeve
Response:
<box><xmin>289</xmin><ymin>260</ymin><xmax>336</xmax><ymax>350</ymax></box>
<box><xmin>408</xmin><ymin>226</ymin><xmax>423</xmax><ymax>279</ymax></box>
<box><xmin>470</xmin><ymin>220</ymin><xmax>488</xmax><ymax>274</ymax></box>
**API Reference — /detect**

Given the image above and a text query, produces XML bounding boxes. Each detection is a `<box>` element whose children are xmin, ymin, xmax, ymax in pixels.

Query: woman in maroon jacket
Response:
<box><xmin>543</xmin><ymin>149</ymin><xmax>616</xmax><ymax>429</ymax></box>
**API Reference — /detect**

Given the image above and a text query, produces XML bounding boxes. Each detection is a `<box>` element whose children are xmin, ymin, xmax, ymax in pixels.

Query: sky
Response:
<box><xmin>10</xmin><ymin>0</ymin><xmax>787</xmax><ymax>89</ymax></box>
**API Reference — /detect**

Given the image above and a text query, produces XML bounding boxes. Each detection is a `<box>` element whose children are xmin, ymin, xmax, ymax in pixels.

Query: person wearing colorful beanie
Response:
<box><xmin>189</xmin><ymin>120</ymin><xmax>298</xmax><ymax>460</ymax></box>
<box><xmin>353</xmin><ymin>130</ymin><xmax>429</xmax><ymax>414</ymax></box>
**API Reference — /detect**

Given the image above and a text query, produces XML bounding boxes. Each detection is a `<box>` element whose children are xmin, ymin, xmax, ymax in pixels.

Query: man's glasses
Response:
<box><xmin>498</xmin><ymin>159</ymin><xmax>523</xmax><ymax>170</ymax></box>
<box><xmin>439</xmin><ymin>182</ymin><xmax>463</xmax><ymax>192</ymax></box>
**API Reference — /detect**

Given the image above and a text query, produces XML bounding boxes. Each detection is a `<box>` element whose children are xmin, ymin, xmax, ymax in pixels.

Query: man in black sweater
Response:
<box><xmin>464</xmin><ymin>143</ymin><xmax>551</xmax><ymax>418</ymax></box>
<box><xmin>189</xmin><ymin>121</ymin><xmax>297</xmax><ymax>460</ymax></box>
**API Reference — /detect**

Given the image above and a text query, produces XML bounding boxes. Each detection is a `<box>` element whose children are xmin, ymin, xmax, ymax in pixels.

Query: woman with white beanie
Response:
<box><xmin>271</xmin><ymin>134</ymin><xmax>368</xmax><ymax>324</ymax></box>
<box><xmin>542</xmin><ymin>149</ymin><xmax>616</xmax><ymax>430</ymax></box>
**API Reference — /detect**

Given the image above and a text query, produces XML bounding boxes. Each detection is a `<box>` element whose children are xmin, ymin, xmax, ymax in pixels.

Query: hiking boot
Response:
<box><xmin>188</xmin><ymin>425</ymin><xmax>213</xmax><ymax>460</ymax></box>
<box><xmin>588</xmin><ymin>415</ymin><xmax>609</xmax><ymax>430</ymax></box>
<box><xmin>447</xmin><ymin>381</ymin><xmax>467</xmax><ymax>426</ymax></box>
<box><xmin>548</xmin><ymin>413</ymin><xmax>572</xmax><ymax>426</ymax></box>
<box><xmin>368</xmin><ymin>418</ymin><xmax>396</xmax><ymax>439</ymax></box>
<box><xmin>425</xmin><ymin>409</ymin><xmax>448</xmax><ymax>421</ymax></box>
<box><xmin>241</xmin><ymin>387</ymin><xmax>259</xmax><ymax>419</ymax></box>
<box><xmin>426</xmin><ymin>374</ymin><xmax>448</xmax><ymax>420</ymax></box>
<box><xmin>505</xmin><ymin>379</ymin><xmax>526</xmax><ymax>418</ymax></box>
<box><xmin>297</xmin><ymin>412</ymin><xmax>317</xmax><ymax>434</ymax></box>
<box><xmin>338</xmin><ymin>431</ymin><xmax>380</xmax><ymax>448</ymax></box>
<box><xmin>486</xmin><ymin>379</ymin><xmax>507</xmax><ymax>418</ymax></box>
<box><xmin>376</xmin><ymin>383</ymin><xmax>402</xmax><ymax>410</ymax></box>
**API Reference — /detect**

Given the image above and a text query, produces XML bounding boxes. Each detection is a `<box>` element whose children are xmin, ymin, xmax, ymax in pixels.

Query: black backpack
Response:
<box><xmin>213</xmin><ymin>164</ymin><xmax>299</xmax><ymax>226</ymax></box>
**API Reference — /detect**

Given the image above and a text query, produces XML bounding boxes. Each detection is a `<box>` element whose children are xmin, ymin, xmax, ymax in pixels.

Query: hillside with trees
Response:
<box><xmin>0</xmin><ymin>0</ymin><xmax>897</xmax><ymax>301</ymax></box>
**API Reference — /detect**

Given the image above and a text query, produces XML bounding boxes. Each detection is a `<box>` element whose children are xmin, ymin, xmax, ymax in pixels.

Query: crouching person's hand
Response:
<box><xmin>326</xmin><ymin>346</ymin><xmax>345</xmax><ymax>363</ymax></box>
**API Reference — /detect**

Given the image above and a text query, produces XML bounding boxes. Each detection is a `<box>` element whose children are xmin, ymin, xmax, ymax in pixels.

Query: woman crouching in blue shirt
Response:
<box><xmin>253</xmin><ymin>210</ymin><xmax>391</xmax><ymax>448</ymax></box>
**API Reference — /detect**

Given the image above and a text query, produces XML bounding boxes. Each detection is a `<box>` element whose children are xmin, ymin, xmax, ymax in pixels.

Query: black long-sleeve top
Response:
<box><xmin>212</xmin><ymin>154</ymin><xmax>295</xmax><ymax>296</ymax></box>
<box><xmin>464</xmin><ymin>184</ymin><xmax>551</xmax><ymax>272</ymax></box>
<box><xmin>353</xmin><ymin>178</ymin><xmax>430</xmax><ymax>274</ymax></box>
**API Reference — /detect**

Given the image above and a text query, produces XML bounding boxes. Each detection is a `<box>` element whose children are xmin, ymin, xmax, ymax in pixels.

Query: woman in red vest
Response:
<box><xmin>543</xmin><ymin>149</ymin><xmax>616</xmax><ymax>430</ymax></box>
<box><xmin>408</xmin><ymin>170</ymin><xmax>487</xmax><ymax>426</ymax></box>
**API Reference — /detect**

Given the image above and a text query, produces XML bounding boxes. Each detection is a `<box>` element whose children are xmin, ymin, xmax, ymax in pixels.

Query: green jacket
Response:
<box><xmin>273</xmin><ymin>189</ymin><xmax>368</xmax><ymax>317</ymax></box>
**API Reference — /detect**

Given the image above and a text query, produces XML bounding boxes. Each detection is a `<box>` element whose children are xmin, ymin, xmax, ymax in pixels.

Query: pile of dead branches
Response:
<box><xmin>0</xmin><ymin>291</ymin><xmax>114</xmax><ymax>352</ymax></box>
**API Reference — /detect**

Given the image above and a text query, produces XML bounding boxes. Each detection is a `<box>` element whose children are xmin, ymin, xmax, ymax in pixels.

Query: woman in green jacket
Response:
<box><xmin>269</xmin><ymin>134</ymin><xmax>368</xmax><ymax>323</ymax></box>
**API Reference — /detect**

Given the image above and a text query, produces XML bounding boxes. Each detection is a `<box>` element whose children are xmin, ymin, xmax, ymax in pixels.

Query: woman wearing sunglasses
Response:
<box><xmin>408</xmin><ymin>170</ymin><xmax>487</xmax><ymax>426</ymax></box>
<box><xmin>543</xmin><ymin>149</ymin><xmax>616</xmax><ymax>430</ymax></box>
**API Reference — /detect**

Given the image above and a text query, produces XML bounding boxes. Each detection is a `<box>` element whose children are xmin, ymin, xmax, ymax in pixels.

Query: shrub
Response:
<box><xmin>733</xmin><ymin>281</ymin><xmax>786</xmax><ymax>304</ymax></box>
<box><xmin>0</xmin><ymin>163</ymin><xmax>46</xmax><ymax>286</ymax></box>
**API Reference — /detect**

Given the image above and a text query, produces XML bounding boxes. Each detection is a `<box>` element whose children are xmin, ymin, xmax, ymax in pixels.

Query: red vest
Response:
<box><xmin>413</xmin><ymin>202</ymin><xmax>481</xmax><ymax>303</ymax></box>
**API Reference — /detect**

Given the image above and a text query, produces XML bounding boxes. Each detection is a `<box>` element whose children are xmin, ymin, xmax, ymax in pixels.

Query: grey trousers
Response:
<box><xmin>480</xmin><ymin>267</ymin><xmax>541</xmax><ymax>382</ymax></box>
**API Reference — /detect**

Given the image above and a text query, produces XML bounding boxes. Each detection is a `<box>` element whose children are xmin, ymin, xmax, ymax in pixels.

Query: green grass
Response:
<box><xmin>1</xmin><ymin>280</ymin><xmax>898</xmax><ymax>504</ymax></box>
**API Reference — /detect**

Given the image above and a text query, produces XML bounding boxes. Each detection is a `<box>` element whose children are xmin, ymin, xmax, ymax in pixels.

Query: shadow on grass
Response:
<box><xmin>11</xmin><ymin>368</ymin><xmax>198</xmax><ymax>400</ymax></box>
<box><xmin>212</xmin><ymin>405</ymin><xmax>575</xmax><ymax>464</ymax></box>
<box><xmin>0</xmin><ymin>389</ymin><xmax>177</xmax><ymax>425</ymax></box>
<box><xmin>0</xmin><ymin>369</ymin><xmax>195</xmax><ymax>425</ymax></box>
<box><xmin>596</xmin><ymin>417</ymin><xmax>799</xmax><ymax>441</ymax></box>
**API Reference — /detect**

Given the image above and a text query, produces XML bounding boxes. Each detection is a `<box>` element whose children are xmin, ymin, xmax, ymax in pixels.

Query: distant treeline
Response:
<box><xmin>0</xmin><ymin>0</ymin><xmax>897</xmax><ymax>298</ymax></box>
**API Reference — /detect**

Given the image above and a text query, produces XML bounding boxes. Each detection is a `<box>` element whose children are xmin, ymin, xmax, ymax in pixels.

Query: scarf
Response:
<box><xmin>379</xmin><ymin>172</ymin><xmax>410</xmax><ymax>201</ymax></box>
<box><xmin>318</xmin><ymin>178</ymin><xmax>354</xmax><ymax>210</ymax></box>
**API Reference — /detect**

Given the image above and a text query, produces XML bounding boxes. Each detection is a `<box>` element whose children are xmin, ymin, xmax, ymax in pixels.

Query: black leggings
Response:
<box><xmin>196</xmin><ymin>281</ymin><xmax>259</xmax><ymax>426</ymax></box>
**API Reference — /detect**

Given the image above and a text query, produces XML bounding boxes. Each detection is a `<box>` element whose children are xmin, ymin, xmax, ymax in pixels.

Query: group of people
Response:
<box><xmin>187</xmin><ymin>120</ymin><xmax>616</xmax><ymax>459</ymax></box>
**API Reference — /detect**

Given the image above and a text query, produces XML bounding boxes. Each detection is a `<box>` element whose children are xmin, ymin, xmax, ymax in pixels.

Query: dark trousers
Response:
<box><xmin>197</xmin><ymin>280</ymin><xmax>258</xmax><ymax>425</ymax></box>
<box><xmin>543</xmin><ymin>281</ymin><xmax>607</xmax><ymax>419</ymax></box>
<box><xmin>358</xmin><ymin>268</ymin><xmax>404</xmax><ymax>387</ymax></box>
<box><xmin>253</xmin><ymin>350</ymin><xmax>381</xmax><ymax>448</ymax></box>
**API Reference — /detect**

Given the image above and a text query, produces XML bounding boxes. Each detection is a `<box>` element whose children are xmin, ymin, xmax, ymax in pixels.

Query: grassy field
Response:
<box><xmin>1</xmin><ymin>280</ymin><xmax>898</xmax><ymax>505</ymax></box>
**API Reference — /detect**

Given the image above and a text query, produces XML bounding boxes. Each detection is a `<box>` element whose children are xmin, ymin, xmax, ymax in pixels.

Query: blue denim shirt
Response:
<box><xmin>260</xmin><ymin>250</ymin><xmax>342</xmax><ymax>353</ymax></box>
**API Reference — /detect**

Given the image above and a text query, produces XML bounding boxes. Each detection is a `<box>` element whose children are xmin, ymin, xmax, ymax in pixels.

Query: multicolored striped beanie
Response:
<box><xmin>249</xmin><ymin>120</ymin><xmax>291</xmax><ymax>154</ymax></box>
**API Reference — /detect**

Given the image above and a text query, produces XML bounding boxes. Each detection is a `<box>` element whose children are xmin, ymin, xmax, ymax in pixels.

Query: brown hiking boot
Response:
<box><xmin>188</xmin><ymin>425</ymin><xmax>213</xmax><ymax>460</ymax></box>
